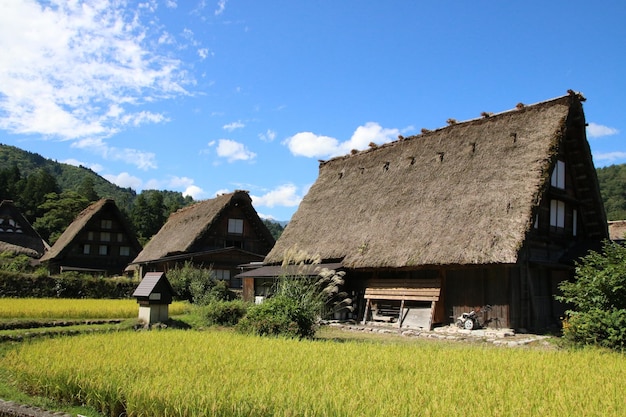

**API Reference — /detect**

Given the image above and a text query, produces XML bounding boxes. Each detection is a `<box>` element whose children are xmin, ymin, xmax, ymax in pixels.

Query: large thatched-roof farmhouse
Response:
<box><xmin>261</xmin><ymin>91</ymin><xmax>607</xmax><ymax>331</ymax></box>
<box><xmin>40</xmin><ymin>199</ymin><xmax>142</xmax><ymax>275</ymax></box>
<box><xmin>128</xmin><ymin>190</ymin><xmax>275</xmax><ymax>291</ymax></box>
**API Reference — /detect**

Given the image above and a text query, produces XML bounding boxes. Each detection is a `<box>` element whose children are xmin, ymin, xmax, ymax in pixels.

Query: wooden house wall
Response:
<box><xmin>444</xmin><ymin>267</ymin><xmax>510</xmax><ymax>329</ymax></box>
<box><xmin>52</xmin><ymin>206</ymin><xmax>140</xmax><ymax>275</ymax></box>
<box><xmin>344</xmin><ymin>264</ymin><xmax>568</xmax><ymax>331</ymax></box>
<box><xmin>195</xmin><ymin>205</ymin><xmax>273</xmax><ymax>256</ymax></box>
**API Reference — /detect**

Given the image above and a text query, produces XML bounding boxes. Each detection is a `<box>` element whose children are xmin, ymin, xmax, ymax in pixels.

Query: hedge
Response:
<box><xmin>0</xmin><ymin>270</ymin><xmax>137</xmax><ymax>299</ymax></box>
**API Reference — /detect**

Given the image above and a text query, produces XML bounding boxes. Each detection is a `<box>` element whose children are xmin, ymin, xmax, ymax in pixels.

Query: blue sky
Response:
<box><xmin>0</xmin><ymin>1</ymin><xmax>624</xmax><ymax>221</ymax></box>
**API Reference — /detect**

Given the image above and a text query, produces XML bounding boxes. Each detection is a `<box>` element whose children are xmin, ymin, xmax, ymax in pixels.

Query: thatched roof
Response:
<box><xmin>0</xmin><ymin>200</ymin><xmax>49</xmax><ymax>258</ymax></box>
<box><xmin>40</xmin><ymin>198</ymin><xmax>140</xmax><ymax>262</ymax></box>
<box><xmin>266</xmin><ymin>93</ymin><xmax>600</xmax><ymax>269</ymax></box>
<box><xmin>131</xmin><ymin>190</ymin><xmax>272</xmax><ymax>264</ymax></box>
<box><xmin>608</xmin><ymin>220</ymin><xmax>626</xmax><ymax>241</ymax></box>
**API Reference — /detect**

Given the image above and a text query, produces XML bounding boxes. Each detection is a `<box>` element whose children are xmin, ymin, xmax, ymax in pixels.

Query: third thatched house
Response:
<box><xmin>258</xmin><ymin>91</ymin><xmax>607</xmax><ymax>332</ymax></box>
<box><xmin>127</xmin><ymin>190</ymin><xmax>275</xmax><ymax>291</ymax></box>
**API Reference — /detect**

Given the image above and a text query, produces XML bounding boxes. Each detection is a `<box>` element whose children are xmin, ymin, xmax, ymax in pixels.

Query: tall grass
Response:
<box><xmin>2</xmin><ymin>330</ymin><xmax>625</xmax><ymax>416</ymax></box>
<box><xmin>0</xmin><ymin>298</ymin><xmax>190</xmax><ymax>319</ymax></box>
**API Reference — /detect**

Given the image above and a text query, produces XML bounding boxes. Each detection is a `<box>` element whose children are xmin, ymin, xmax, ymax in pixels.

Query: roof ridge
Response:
<box><xmin>321</xmin><ymin>91</ymin><xmax>582</xmax><ymax>166</ymax></box>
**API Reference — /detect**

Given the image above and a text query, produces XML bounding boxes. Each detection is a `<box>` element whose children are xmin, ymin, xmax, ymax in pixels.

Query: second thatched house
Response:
<box><xmin>256</xmin><ymin>91</ymin><xmax>607</xmax><ymax>332</ymax></box>
<box><xmin>40</xmin><ymin>198</ymin><xmax>143</xmax><ymax>275</ymax></box>
<box><xmin>127</xmin><ymin>190</ymin><xmax>275</xmax><ymax>291</ymax></box>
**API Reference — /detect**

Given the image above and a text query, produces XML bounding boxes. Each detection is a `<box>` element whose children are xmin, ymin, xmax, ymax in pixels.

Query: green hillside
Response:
<box><xmin>596</xmin><ymin>164</ymin><xmax>626</xmax><ymax>221</ymax></box>
<box><xmin>0</xmin><ymin>143</ymin><xmax>136</xmax><ymax>211</ymax></box>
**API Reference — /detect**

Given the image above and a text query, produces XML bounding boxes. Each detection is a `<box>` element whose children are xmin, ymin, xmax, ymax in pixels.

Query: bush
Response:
<box><xmin>167</xmin><ymin>261</ymin><xmax>234</xmax><ymax>304</ymax></box>
<box><xmin>0</xmin><ymin>270</ymin><xmax>137</xmax><ymax>298</ymax></box>
<box><xmin>200</xmin><ymin>299</ymin><xmax>249</xmax><ymax>326</ymax></box>
<box><xmin>236</xmin><ymin>295</ymin><xmax>316</xmax><ymax>338</ymax></box>
<box><xmin>563</xmin><ymin>309</ymin><xmax>626</xmax><ymax>351</ymax></box>
<box><xmin>557</xmin><ymin>240</ymin><xmax>626</xmax><ymax>350</ymax></box>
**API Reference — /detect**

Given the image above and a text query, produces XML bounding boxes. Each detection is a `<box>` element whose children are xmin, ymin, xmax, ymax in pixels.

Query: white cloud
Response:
<box><xmin>587</xmin><ymin>122</ymin><xmax>619</xmax><ymax>138</ymax></box>
<box><xmin>214</xmin><ymin>188</ymin><xmax>231</xmax><ymax>197</ymax></box>
<box><xmin>283</xmin><ymin>122</ymin><xmax>401</xmax><ymax>158</ymax></box>
<box><xmin>0</xmin><ymin>0</ymin><xmax>191</xmax><ymax>140</ymax></box>
<box><xmin>72</xmin><ymin>137</ymin><xmax>157</xmax><ymax>171</ymax></box>
<box><xmin>594</xmin><ymin>151</ymin><xmax>626</xmax><ymax>164</ymax></box>
<box><xmin>165</xmin><ymin>0</ymin><xmax>178</xmax><ymax>8</ymax></box>
<box><xmin>251</xmin><ymin>184</ymin><xmax>302</xmax><ymax>208</ymax></box>
<box><xmin>215</xmin><ymin>0</ymin><xmax>227</xmax><ymax>15</ymax></box>
<box><xmin>214</xmin><ymin>139</ymin><xmax>256</xmax><ymax>162</ymax></box>
<box><xmin>223</xmin><ymin>121</ymin><xmax>245</xmax><ymax>131</ymax></box>
<box><xmin>120</xmin><ymin>111</ymin><xmax>169</xmax><ymax>127</ymax></box>
<box><xmin>198</xmin><ymin>48</ymin><xmax>210</xmax><ymax>59</ymax></box>
<box><xmin>283</xmin><ymin>132</ymin><xmax>340</xmax><ymax>158</ymax></box>
<box><xmin>259</xmin><ymin>129</ymin><xmax>277</xmax><ymax>142</ymax></box>
<box><xmin>183</xmin><ymin>185</ymin><xmax>206</xmax><ymax>200</ymax></box>
<box><xmin>103</xmin><ymin>172</ymin><xmax>143</xmax><ymax>189</ymax></box>
<box><xmin>167</xmin><ymin>176</ymin><xmax>195</xmax><ymax>189</ymax></box>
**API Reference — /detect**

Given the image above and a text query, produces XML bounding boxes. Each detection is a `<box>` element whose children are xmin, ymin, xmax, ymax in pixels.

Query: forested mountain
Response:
<box><xmin>0</xmin><ymin>144</ymin><xmax>137</xmax><ymax>210</ymax></box>
<box><xmin>0</xmin><ymin>144</ymin><xmax>286</xmax><ymax>245</ymax></box>
<box><xmin>0</xmin><ymin>144</ymin><xmax>193</xmax><ymax>244</ymax></box>
<box><xmin>596</xmin><ymin>164</ymin><xmax>626</xmax><ymax>221</ymax></box>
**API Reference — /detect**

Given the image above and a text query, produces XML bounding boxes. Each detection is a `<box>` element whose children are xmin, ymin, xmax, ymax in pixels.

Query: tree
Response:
<box><xmin>33</xmin><ymin>191</ymin><xmax>90</xmax><ymax>244</ymax></box>
<box><xmin>17</xmin><ymin>168</ymin><xmax>59</xmax><ymax>222</ymax></box>
<box><xmin>556</xmin><ymin>240</ymin><xmax>626</xmax><ymax>350</ymax></box>
<box><xmin>263</xmin><ymin>219</ymin><xmax>285</xmax><ymax>241</ymax></box>
<box><xmin>0</xmin><ymin>165</ymin><xmax>23</xmax><ymax>201</ymax></box>
<box><xmin>77</xmin><ymin>176</ymin><xmax>99</xmax><ymax>202</ymax></box>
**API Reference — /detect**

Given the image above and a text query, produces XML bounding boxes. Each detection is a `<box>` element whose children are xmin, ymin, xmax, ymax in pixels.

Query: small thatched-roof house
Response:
<box><xmin>127</xmin><ymin>190</ymin><xmax>275</xmax><ymax>291</ymax></box>
<box><xmin>0</xmin><ymin>200</ymin><xmax>49</xmax><ymax>258</ymax></box>
<box><xmin>262</xmin><ymin>91</ymin><xmax>607</xmax><ymax>331</ymax></box>
<box><xmin>40</xmin><ymin>198</ymin><xmax>142</xmax><ymax>275</ymax></box>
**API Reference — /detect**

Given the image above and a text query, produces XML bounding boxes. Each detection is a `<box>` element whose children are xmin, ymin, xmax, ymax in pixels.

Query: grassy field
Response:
<box><xmin>0</xmin><ymin>298</ymin><xmax>191</xmax><ymax>319</ymax></box>
<box><xmin>2</xmin><ymin>329</ymin><xmax>625</xmax><ymax>417</ymax></box>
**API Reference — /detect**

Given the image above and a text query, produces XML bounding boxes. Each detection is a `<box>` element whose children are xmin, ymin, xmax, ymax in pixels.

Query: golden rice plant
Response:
<box><xmin>0</xmin><ymin>298</ymin><xmax>190</xmax><ymax>319</ymax></box>
<box><xmin>2</xmin><ymin>330</ymin><xmax>625</xmax><ymax>417</ymax></box>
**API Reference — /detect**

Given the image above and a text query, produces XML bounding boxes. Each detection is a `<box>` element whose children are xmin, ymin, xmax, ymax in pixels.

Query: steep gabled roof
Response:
<box><xmin>0</xmin><ymin>200</ymin><xmax>49</xmax><ymax>257</ymax></box>
<box><xmin>131</xmin><ymin>190</ymin><xmax>273</xmax><ymax>264</ymax></box>
<box><xmin>40</xmin><ymin>198</ymin><xmax>141</xmax><ymax>262</ymax></box>
<box><xmin>266</xmin><ymin>93</ymin><xmax>605</xmax><ymax>269</ymax></box>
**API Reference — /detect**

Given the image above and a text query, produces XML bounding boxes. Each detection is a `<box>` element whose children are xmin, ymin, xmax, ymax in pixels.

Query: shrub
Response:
<box><xmin>167</xmin><ymin>261</ymin><xmax>234</xmax><ymax>304</ymax></box>
<box><xmin>557</xmin><ymin>240</ymin><xmax>626</xmax><ymax>350</ymax></box>
<box><xmin>0</xmin><ymin>270</ymin><xmax>137</xmax><ymax>298</ymax></box>
<box><xmin>563</xmin><ymin>309</ymin><xmax>626</xmax><ymax>351</ymax></box>
<box><xmin>200</xmin><ymin>299</ymin><xmax>249</xmax><ymax>326</ymax></box>
<box><xmin>236</xmin><ymin>295</ymin><xmax>316</xmax><ymax>338</ymax></box>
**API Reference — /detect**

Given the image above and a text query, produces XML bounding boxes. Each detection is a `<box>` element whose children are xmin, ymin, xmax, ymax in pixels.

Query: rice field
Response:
<box><xmin>2</xmin><ymin>330</ymin><xmax>625</xmax><ymax>417</ymax></box>
<box><xmin>0</xmin><ymin>298</ymin><xmax>190</xmax><ymax>319</ymax></box>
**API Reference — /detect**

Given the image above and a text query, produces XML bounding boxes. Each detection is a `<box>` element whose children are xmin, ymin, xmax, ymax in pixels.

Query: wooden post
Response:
<box><xmin>361</xmin><ymin>298</ymin><xmax>371</xmax><ymax>325</ymax></box>
<box><xmin>398</xmin><ymin>299</ymin><xmax>406</xmax><ymax>330</ymax></box>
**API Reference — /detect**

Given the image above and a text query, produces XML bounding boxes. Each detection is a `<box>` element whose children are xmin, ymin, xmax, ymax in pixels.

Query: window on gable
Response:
<box><xmin>228</xmin><ymin>218</ymin><xmax>244</xmax><ymax>235</ymax></box>
<box><xmin>83</xmin><ymin>244</ymin><xmax>91</xmax><ymax>255</ymax></box>
<box><xmin>214</xmin><ymin>269</ymin><xmax>231</xmax><ymax>281</ymax></box>
<box><xmin>119</xmin><ymin>246</ymin><xmax>130</xmax><ymax>256</ymax></box>
<box><xmin>551</xmin><ymin>160</ymin><xmax>565</xmax><ymax>189</ymax></box>
<box><xmin>99</xmin><ymin>245</ymin><xmax>109</xmax><ymax>255</ymax></box>
<box><xmin>100</xmin><ymin>232</ymin><xmax>111</xmax><ymax>242</ymax></box>
<box><xmin>101</xmin><ymin>219</ymin><xmax>113</xmax><ymax>229</ymax></box>
<box><xmin>550</xmin><ymin>200</ymin><xmax>565</xmax><ymax>229</ymax></box>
